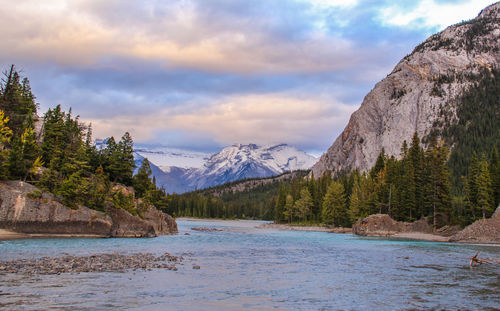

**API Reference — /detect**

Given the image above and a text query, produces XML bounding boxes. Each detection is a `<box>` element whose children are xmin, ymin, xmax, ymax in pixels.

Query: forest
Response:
<box><xmin>168</xmin><ymin>68</ymin><xmax>500</xmax><ymax>228</ymax></box>
<box><xmin>0</xmin><ymin>65</ymin><xmax>168</xmax><ymax>216</ymax></box>
<box><xmin>1</xmin><ymin>65</ymin><xmax>498</xmax><ymax>229</ymax></box>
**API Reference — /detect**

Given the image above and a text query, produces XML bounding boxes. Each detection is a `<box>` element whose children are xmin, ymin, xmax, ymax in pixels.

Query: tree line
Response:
<box><xmin>168</xmin><ymin>67</ymin><xmax>499</xmax><ymax>228</ymax></box>
<box><xmin>0</xmin><ymin>65</ymin><xmax>165</xmax><ymax>214</ymax></box>
<box><xmin>274</xmin><ymin>133</ymin><xmax>499</xmax><ymax>228</ymax></box>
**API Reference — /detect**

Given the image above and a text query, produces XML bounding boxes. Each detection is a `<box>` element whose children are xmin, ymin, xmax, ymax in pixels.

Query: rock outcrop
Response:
<box><xmin>312</xmin><ymin>2</ymin><xmax>500</xmax><ymax>176</ymax></box>
<box><xmin>449</xmin><ymin>206</ymin><xmax>500</xmax><ymax>243</ymax></box>
<box><xmin>0</xmin><ymin>180</ymin><xmax>177</xmax><ymax>238</ymax></box>
<box><xmin>353</xmin><ymin>209</ymin><xmax>500</xmax><ymax>244</ymax></box>
<box><xmin>352</xmin><ymin>214</ymin><xmax>433</xmax><ymax>237</ymax></box>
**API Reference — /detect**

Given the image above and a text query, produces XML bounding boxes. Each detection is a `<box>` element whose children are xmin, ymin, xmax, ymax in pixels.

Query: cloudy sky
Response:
<box><xmin>0</xmin><ymin>0</ymin><xmax>495</xmax><ymax>155</ymax></box>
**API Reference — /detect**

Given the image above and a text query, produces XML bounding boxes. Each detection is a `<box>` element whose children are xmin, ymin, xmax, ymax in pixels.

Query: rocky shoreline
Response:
<box><xmin>0</xmin><ymin>252</ymin><xmax>183</xmax><ymax>275</ymax></box>
<box><xmin>352</xmin><ymin>207</ymin><xmax>500</xmax><ymax>244</ymax></box>
<box><xmin>257</xmin><ymin>223</ymin><xmax>352</xmax><ymax>233</ymax></box>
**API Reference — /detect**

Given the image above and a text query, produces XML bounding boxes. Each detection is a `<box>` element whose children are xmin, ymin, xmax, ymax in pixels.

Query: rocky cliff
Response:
<box><xmin>312</xmin><ymin>2</ymin><xmax>500</xmax><ymax>176</ymax></box>
<box><xmin>0</xmin><ymin>181</ymin><xmax>177</xmax><ymax>238</ymax></box>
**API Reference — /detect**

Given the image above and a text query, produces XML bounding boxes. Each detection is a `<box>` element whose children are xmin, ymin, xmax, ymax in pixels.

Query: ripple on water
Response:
<box><xmin>1</xmin><ymin>219</ymin><xmax>499</xmax><ymax>310</ymax></box>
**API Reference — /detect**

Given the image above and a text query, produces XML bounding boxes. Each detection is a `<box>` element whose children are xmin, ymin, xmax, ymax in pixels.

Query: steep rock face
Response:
<box><xmin>0</xmin><ymin>181</ymin><xmax>112</xmax><ymax>236</ymax></box>
<box><xmin>0</xmin><ymin>181</ymin><xmax>177</xmax><ymax>237</ymax></box>
<box><xmin>313</xmin><ymin>2</ymin><xmax>500</xmax><ymax>176</ymax></box>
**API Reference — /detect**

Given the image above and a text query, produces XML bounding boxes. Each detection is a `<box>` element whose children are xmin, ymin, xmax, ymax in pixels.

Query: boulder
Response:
<box><xmin>449</xmin><ymin>206</ymin><xmax>500</xmax><ymax>244</ymax></box>
<box><xmin>352</xmin><ymin>214</ymin><xmax>433</xmax><ymax>237</ymax></box>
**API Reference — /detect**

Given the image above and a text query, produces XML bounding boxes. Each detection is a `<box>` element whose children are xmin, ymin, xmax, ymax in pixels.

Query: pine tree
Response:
<box><xmin>321</xmin><ymin>181</ymin><xmax>347</xmax><ymax>226</ymax></box>
<box><xmin>477</xmin><ymin>157</ymin><xmax>494</xmax><ymax>219</ymax></box>
<box><xmin>0</xmin><ymin>110</ymin><xmax>12</xmax><ymax>178</ymax></box>
<box><xmin>283</xmin><ymin>194</ymin><xmax>294</xmax><ymax>224</ymax></box>
<box><xmin>370</xmin><ymin>148</ymin><xmax>386</xmax><ymax>178</ymax></box>
<box><xmin>0</xmin><ymin>65</ymin><xmax>37</xmax><ymax>137</ymax></box>
<box><xmin>348</xmin><ymin>176</ymin><xmax>362</xmax><ymax>223</ymax></box>
<box><xmin>408</xmin><ymin>132</ymin><xmax>425</xmax><ymax>218</ymax></box>
<box><xmin>466</xmin><ymin>152</ymin><xmax>480</xmax><ymax>220</ymax></box>
<box><xmin>490</xmin><ymin>147</ymin><xmax>500</xmax><ymax>209</ymax></box>
<box><xmin>133</xmin><ymin>158</ymin><xmax>154</xmax><ymax>198</ymax></box>
<box><xmin>274</xmin><ymin>182</ymin><xmax>287</xmax><ymax>223</ymax></box>
<box><xmin>41</xmin><ymin>105</ymin><xmax>66</xmax><ymax>168</ymax></box>
<box><xmin>424</xmin><ymin>141</ymin><xmax>452</xmax><ymax>229</ymax></box>
<box><xmin>295</xmin><ymin>188</ymin><xmax>313</xmax><ymax>222</ymax></box>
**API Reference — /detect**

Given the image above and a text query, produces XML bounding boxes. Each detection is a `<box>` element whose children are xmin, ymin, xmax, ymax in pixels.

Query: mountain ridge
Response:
<box><xmin>135</xmin><ymin>143</ymin><xmax>317</xmax><ymax>193</ymax></box>
<box><xmin>312</xmin><ymin>1</ymin><xmax>500</xmax><ymax>177</ymax></box>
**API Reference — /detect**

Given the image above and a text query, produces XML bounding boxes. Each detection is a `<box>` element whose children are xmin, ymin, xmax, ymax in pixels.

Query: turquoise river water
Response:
<box><xmin>1</xmin><ymin>219</ymin><xmax>499</xmax><ymax>310</ymax></box>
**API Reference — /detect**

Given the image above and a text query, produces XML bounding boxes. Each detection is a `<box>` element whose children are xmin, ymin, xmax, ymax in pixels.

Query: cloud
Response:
<box><xmin>378</xmin><ymin>0</ymin><xmax>495</xmax><ymax>30</ymax></box>
<box><xmin>86</xmin><ymin>93</ymin><xmax>358</xmax><ymax>151</ymax></box>
<box><xmin>0</xmin><ymin>0</ymin><xmax>494</xmax><ymax>153</ymax></box>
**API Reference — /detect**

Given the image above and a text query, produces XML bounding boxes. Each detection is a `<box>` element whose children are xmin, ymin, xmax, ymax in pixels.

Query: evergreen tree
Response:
<box><xmin>0</xmin><ymin>65</ymin><xmax>38</xmax><ymax>136</ymax></box>
<box><xmin>466</xmin><ymin>152</ymin><xmax>480</xmax><ymax>219</ymax></box>
<box><xmin>133</xmin><ymin>158</ymin><xmax>154</xmax><ymax>198</ymax></box>
<box><xmin>408</xmin><ymin>132</ymin><xmax>425</xmax><ymax>218</ymax></box>
<box><xmin>321</xmin><ymin>181</ymin><xmax>348</xmax><ymax>226</ymax></box>
<box><xmin>348</xmin><ymin>176</ymin><xmax>362</xmax><ymax>223</ymax></box>
<box><xmin>424</xmin><ymin>141</ymin><xmax>452</xmax><ymax>229</ymax></box>
<box><xmin>274</xmin><ymin>182</ymin><xmax>287</xmax><ymax>223</ymax></box>
<box><xmin>370</xmin><ymin>148</ymin><xmax>386</xmax><ymax>178</ymax></box>
<box><xmin>41</xmin><ymin>105</ymin><xmax>66</xmax><ymax>168</ymax></box>
<box><xmin>477</xmin><ymin>157</ymin><xmax>494</xmax><ymax>219</ymax></box>
<box><xmin>283</xmin><ymin>194</ymin><xmax>295</xmax><ymax>224</ymax></box>
<box><xmin>8</xmin><ymin>126</ymin><xmax>41</xmax><ymax>180</ymax></box>
<box><xmin>0</xmin><ymin>110</ymin><xmax>12</xmax><ymax>178</ymax></box>
<box><xmin>295</xmin><ymin>187</ymin><xmax>313</xmax><ymax>222</ymax></box>
<box><xmin>490</xmin><ymin>147</ymin><xmax>500</xmax><ymax>208</ymax></box>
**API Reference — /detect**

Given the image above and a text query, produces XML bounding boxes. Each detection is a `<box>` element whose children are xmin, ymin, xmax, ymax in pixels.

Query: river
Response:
<box><xmin>1</xmin><ymin>219</ymin><xmax>499</xmax><ymax>310</ymax></box>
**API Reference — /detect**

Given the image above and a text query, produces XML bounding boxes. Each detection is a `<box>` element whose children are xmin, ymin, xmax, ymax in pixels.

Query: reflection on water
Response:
<box><xmin>1</xmin><ymin>219</ymin><xmax>499</xmax><ymax>310</ymax></box>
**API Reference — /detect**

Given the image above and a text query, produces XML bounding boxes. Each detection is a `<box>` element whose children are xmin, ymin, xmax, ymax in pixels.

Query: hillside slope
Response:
<box><xmin>312</xmin><ymin>2</ymin><xmax>500</xmax><ymax>176</ymax></box>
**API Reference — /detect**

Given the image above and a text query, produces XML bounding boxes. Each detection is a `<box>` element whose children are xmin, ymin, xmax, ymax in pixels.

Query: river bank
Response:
<box><xmin>0</xmin><ymin>229</ymin><xmax>110</xmax><ymax>241</ymax></box>
<box><xmin>0</xmin><ymin>229</ymin><xmax>28</xmax><ymax>240</ymax></box>
<box><xmin>257</xmin><ymin>222</ymin><xmax>352</xmax><ymax>233</ymax></box>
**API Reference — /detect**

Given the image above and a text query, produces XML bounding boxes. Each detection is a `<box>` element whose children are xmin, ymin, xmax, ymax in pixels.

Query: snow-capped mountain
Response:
<box><xmin>134</xmin><ymin>144</ymin><xmax>210</xmax><ymax>170</ymax></box>
<box><xmin>109</xmin><ymin>141</ymin><xmax>316</xmax><ymax>194</ymax></box>
<box><xmin>133</xmin><ymin>152</ymin><xmax>192</xmax><ymax>194</ymax></box>
<box><xmin>185</xmin><ymin>144</ymin><xmax>317</xmax><ymax>190</ymax></box>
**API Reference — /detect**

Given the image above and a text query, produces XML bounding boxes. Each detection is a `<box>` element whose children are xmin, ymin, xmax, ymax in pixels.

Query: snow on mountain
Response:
<box><xmin>102</xmin><ymin>140</ymin><xmax>316</xmax><ymax>194</ymax></box>
<box><xmin>133</xmin><ymin>144</ymin><xmax>210</xmax><ymax>170</ymax></box>
<box><xmin>185</xmin><ymin>144</ymin><xmax>317</xmax><ymax>191</ymax></box>
<box><xmin>133</xmin><ymin>152</ymin><xmax>192</xmax><ymax>194</ymax></box>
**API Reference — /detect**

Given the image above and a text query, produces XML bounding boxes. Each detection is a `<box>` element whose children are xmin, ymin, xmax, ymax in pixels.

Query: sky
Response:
<box><xmin>0</xmin><ymin>0</ymin><xmax>495</xmax><ymax>156</ymax></box>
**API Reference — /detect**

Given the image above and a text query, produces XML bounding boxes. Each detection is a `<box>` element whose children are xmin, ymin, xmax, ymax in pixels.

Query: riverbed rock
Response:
<box><xmin>0</xmin><ymin>180</ymin><xmax>177</xmax><ymax>238</ymax></box>
<box><xmin>352</xmin><ymin>214</ymin><xmax>433</xmax><ymax>237</ymax></box>
<box><xmin>449</xmin><ymin>206</ymin><xmax>500</xmax><ymax>244</ymax></box>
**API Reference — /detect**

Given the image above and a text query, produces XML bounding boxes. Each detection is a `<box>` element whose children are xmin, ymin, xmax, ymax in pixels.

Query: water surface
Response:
<box><xmin>1</xmin><ymin>219</ymin><xmax>499</xmax><ymax>310</ymax></box>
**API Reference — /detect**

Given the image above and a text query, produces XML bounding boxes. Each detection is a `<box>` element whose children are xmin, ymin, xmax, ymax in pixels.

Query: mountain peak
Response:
<box><xmin>478</xmin><ymin>1</ymin><xmax>500</xmax><ymax>19</ymax></box>
<box><xmin>312</xmin><ymin>2</ymin><xmax>500</xmax><ymax>177</ymax></box>
<box><xmin>135</xmin><ymin>143</ymin><xmax>317</xmax><ymax>193</ymax></box>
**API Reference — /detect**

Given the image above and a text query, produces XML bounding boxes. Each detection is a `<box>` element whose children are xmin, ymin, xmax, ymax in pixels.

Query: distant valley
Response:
<box><xmin>132</xmin><ymin>143</ymin><xmax>317</xmax><ymax>193</ymax></box>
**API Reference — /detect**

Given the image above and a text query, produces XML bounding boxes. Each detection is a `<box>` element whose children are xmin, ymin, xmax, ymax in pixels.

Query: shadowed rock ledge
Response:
<box><xmin>0</xmin><ymin>180</ymin><xmax>177</xmax><ymax>238</ymax></box>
